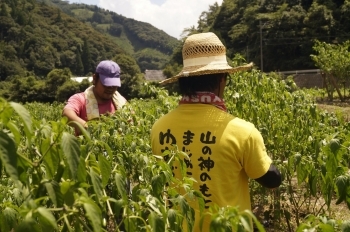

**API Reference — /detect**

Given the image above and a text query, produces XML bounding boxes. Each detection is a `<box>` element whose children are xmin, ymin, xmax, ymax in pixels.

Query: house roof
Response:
<box><xmin>144</xmin><ymin>70</ymin><xmax>166</xmax><ymax>82</ymax></box>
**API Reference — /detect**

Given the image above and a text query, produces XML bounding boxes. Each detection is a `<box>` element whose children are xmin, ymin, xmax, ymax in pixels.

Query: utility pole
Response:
<box><xmin>259</xmin><ymin>20</ymin><xmax>263</xmax><ymax>72</ymax></box>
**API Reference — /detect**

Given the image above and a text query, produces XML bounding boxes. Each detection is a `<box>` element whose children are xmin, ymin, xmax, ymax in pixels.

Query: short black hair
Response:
<box><xmin>178</xmin><ymin>73</ymin><xmax>226</xmax><ymax>96</ymax></box>
<box><xmin>94</xmin><ymin>73</ymin><xmax>100</xmax><ymax>80</ymax></box>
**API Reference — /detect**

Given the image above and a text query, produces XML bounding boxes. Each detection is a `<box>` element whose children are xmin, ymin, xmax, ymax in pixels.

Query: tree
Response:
<box><xmin>56</xmin><ymin>80</ymin><xmax>81</xmax><ymax>102</ymax></box>
<box><xmin>56</xmin><ymin>9</ymin><xmax>62</xmax><ymax>22</ymax></box>
<box><xmin>9</xmin><ymin>76</ymin><xmax>46</xmax><ymax>103</ymax></box>
<box><xmin>109</xmin><ymin>23</ymin><xmax>122</xmax><ymax>36</ymax></box>
<box><xmin>0</xmin><ymin>3</ymin><xmax>9</xmax><ymax>17</ymax></box>
<box><xmin>113</xmin><ymin>54</ymin><xmax>143</xmax><ymax>99</ymax></box>
<box><xmin>45</xmin><ymin>68</ymin><xmax>72</xmax><ymax>102</ymax></box>
<box><xmin>16</xmin><ymin>10</ymin><xmax>26</xmax><ymax>25</ymax></box>
<box><xmin>91</xmin><ymin>12</ymin><xmax>104</xmax><ymax>23</ymax></box>
<box><xmin>311</xmin><ymin>40</ymin><xmax>350</xmax><ymax>101</ymax></box>
<box><xmin>197</xmin><ymin>2</ymin><xmax>220</xmax><ymax>32</ymax></box>
<box><xmin>303</xmin><ymin>2</ymin><xmax>335</xmax><ymax>36</ymax></box>
<box><xmin>75</xmin><ymin>49</ymin><xmax>84</xmax><ymax>76</ymax></box>
<box><xmin>81</xmin><ymin>38</ymin><xmax>93</xmax><ymax>74</ymax></box>
<box><xmin>0</xmin><ymin>55</ymin><xmax>25</xmax><ymax>80</ymax></box>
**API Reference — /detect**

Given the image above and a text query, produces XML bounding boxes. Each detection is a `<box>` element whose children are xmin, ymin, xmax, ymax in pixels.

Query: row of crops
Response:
<box><xmin>1</xmin><ymin>69</ymin><xmax>350</xmax><ymax>231</ymax></box>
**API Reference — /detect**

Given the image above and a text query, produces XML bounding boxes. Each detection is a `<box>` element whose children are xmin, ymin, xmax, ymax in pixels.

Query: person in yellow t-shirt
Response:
<box><xmin>150</xmin><ymin>32</ymin><xmax>281</xmax><ymax>232</ymax></box>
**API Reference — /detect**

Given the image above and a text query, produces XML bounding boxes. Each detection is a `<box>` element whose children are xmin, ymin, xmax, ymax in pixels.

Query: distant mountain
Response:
<box><xmin>42</xmin><ymin>0</ymin><xmax>180</xmax><ymax>72</ymax></box>
<box><xmin>0</xmin><ymin>0</ymin><xmax>180</xmax><ymax>81</ymax></box>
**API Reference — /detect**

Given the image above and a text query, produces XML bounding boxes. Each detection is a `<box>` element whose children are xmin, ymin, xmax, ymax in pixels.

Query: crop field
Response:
<box><xmin>1</xmin><ymin>70</ymin><xmax>350</xmax><ymax>231</ymax></box>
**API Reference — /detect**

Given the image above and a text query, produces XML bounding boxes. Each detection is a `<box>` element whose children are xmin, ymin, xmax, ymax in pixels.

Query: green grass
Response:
<box><xmin>71</xmin><ymin>9</ymin><xmax>94</xmax><ymax>21</ymax></box>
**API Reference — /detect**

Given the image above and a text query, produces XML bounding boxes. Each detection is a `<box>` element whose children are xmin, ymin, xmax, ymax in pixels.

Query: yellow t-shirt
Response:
<box><xmin>151</xmin><ymin>104</ymin><xmax>272</xmax><ymax>232</ymax></box>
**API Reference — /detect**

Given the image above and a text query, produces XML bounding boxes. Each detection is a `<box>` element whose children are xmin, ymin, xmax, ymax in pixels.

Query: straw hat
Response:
<box><xmin>160</xmin><ymin>32</ymin><xmax>253</xmax><ymax>84</ymax></box>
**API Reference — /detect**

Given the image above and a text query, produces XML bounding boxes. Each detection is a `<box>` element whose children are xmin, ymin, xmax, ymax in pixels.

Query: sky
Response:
<box><xmin>68</xmin><ymin>0</ymin><xmax>223</xmax><ymax>39</ymax></box>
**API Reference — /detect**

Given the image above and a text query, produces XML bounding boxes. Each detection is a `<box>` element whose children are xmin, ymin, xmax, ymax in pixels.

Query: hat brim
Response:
<box><xmin>100</xmin><ymin>75</ymin><xmax>121</xmax><ymax>87</ymax></box>
<box><xmin>160</xmin><ymin>62</ymin><xmax>254</xmax><ymax>84</ymax></box>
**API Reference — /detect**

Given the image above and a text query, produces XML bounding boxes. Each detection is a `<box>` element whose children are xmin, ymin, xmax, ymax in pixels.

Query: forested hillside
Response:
<box><xmin>216</xmin><ymin>0</ymin><xmax>350</xmax><ymax>71</ymax></box>
<box><xmin>0</xmin><ymin>0</ymin><xmax>125</xmax><ymax>79</ymax></box>
<box><xmin>167</xmin><ymin>0</ymin><xmax>350</xmax><ymax>73</ymax></box>
<box><xmin>0</xmin><ymin>0</ymin><xmax>179</xmax><ymax>81</ymax></box>
<box><xmin>2</xmin><ymin>0</ymin><xmax>350</xmax><ymax>103</ymax></box>
<box><xmin>41</xmin><ymin>0</ymin><xmax>180</xmax><ymax>72</ymax></box>
<box><xmin>0</xmin><ymin>0</ymin><xmax>180</xmax><ymax>102</ymax></box>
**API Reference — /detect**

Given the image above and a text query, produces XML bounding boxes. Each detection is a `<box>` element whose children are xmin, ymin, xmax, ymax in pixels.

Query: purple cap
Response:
<box><xmin>95</xmin><ymin>60</ymin><xmax>121</xmax><ymax>87</ymax></box>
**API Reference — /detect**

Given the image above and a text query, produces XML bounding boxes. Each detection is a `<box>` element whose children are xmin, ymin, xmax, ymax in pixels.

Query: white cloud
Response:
<box><xmin>98</xmin><ymin>0</ymin><xmax>223</xmax><ymax>39</ymax></box>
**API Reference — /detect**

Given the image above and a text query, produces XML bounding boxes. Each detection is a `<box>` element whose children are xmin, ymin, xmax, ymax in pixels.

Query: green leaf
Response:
<box><xmin>341</xmin><ymin>221</ymin><xmax>350</xmax><ymax>232</ymax></box>
<box><xmin>0</xmin><ymin>99</ymin><xmax>13</xmax><ymax>125</ymax></box>
<box><xmin>97</xmin><ymin>141</ymin><xmax>113</xmax><ymax>160</ymax></box>
<box><xmin>123</xmin><ymin>217</ymin><xmax>138</xmax><ymax>232</ymax></box>
<box><xmin>60</xmin><ymin>181</ymin><xmax>75</xmax><ymax>206</ymax></box>
<box><xmin>318</xmin><ymin>223</ymin><xmax>335</xmax><ymax>231</ymax></box>
<box><xmin>167</xmin><ymin>209</ymin><xmax>182</xmax><ymax>232</ymax></box>
<box><xmin>112</xmin><ymin>199</ymin><xmax>124</xmax><ymax>219</ymax></box>
<box><xmin>98</xmin><ymin>153</ymin><xmax>111</xmax><ymax>188</ymax></box>
<box><xmin>45</xmin><ymin>181</ymin><xmax>60</xmax><ymax>207</ymax></box>
<box><xmin>0</xmin><ymin>213</ymin><xmax>9</xmax><ymax>232</ymax></box>
<box><xmin>10</xmin><ymin>102</ymin><xmax>32</xmax><ymax>139</ymax></box>
<box><xmin>146</xmin><ymin>195</ymin><xmax>163</xmax><ymax>216</ymax></box>
<box><xmin>250</xmin><ymin>212</ymin><xmax>265</xmax><ymax>232</ymax></box>
<box><xmin>151</xmin><ymin>174</ymin><xmax>165</xmax><ymax>197</ymax></box>
<box><xmin>83</xmin><ymin>201</ymin><xmax>102</xmax><ymax>232</ymax></box>
<box><xmin>73</xmin><ymin>219</ymin><xmax>84</xmax><ymax>232</ymax></box>
<box><xmin>148</xmin><ymin>211</ymin><xmax>165</xmax><ymax>232</ymax></box>
<box><xmin>6</xmin><ymin>121</ymin><xmax>21</xmax><ymax>146</ymax></box>
<box><xmin>77</xmin><ymin>156</ymin><xmax>87</xmax><ymax>183</ymax></box>
<box><xmin>176</xmin><ymin>195</ymin><xmax>194</xmax><ymax>232</ymax></box>
<box><xmin>16</xmin><ymin>218</ymin><xmax>41</xmax><ymax>232</ymax></box>
<box><xmin>61</xmin><ymin>132</ymin><xmax>80</xmax><ymax>180</ymax></box>
<box><xmin>2</xmin><ymin>207</ymin><xmax>18</xmax><ymax>231</ymax></box>
<box><xmin>55</xmin><ymin>160</ymin><xmax>65</xmax><ymax>179</ymax></box>
<box><xmin>17</xmin><ymin>154</ymin><xmax>31</xmax><ymax>184</ymax></box>
<box><xmin>309</xmin><ymin>171</ymin><xmax>317</xmax><ymax>197</ymax></box>
<box><xmin>68</xmin><ymin>121</ymin><xmax>91</xmax><ymax>142</ymax></box>
<box><xmin>296</xmin><ymin>162</ymin><xmax>308</xmax><ymax>184</ymax></box>
<box><xmin>90</xmin><ymin>167</ymin><xmax>103</xmax><ymax>200</ymax></box>
<box><xmin>42</xmin><ymin>137</ymin><xmax>59</xmax><ymax>179</ymax></box>
<box><xmin>335</xmin><ymin>175</ymin><xmax>348</xmax><ymax>204</ymax></box>
<box><xmin>240</xmin><ymin>214</ymin><xmax>253</xmax><ymax>231</ymax></box>
<box><xmin>37</xmin><ymin>207</ymin><xmax>58</xmax><ymax>230</ymax></box>
<box><xmin>192</xmin><ymin>190</ymin><xmax>205</xmax><ymax>213</ymax></box>
<box><xmin>209</xmin><ymin>217</ymin><xmax>225</xmax><ymax>232</ymax></box>
<box><xmin>0</xmin><ymin>131</ymin><xmax>18</xmax><ymax>181</ymax></box>
<box><xmin>115</xmin><ymin>172</ymin><xmax>127</xmax><ymax>202</ymax></box>
<box><xmin>329</xmin><ymin>138</ymin><xmax>340</xmax><ymax>154</ymax></box>
<box><xmin>294</xmin><ymin>153</ymin><xmax>301</xmax><ymax>165</ymax></box>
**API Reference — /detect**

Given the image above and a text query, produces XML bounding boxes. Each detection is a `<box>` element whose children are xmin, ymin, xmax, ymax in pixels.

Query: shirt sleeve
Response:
<box><xmin>63</xmin><ymin>93</ymin><xmax>85</xmax><ymax>116</ymax></box>
<box><xmin>243</xmin><ymin>127</ymin><xmax>272</xmax><ymax>179</ymax></box>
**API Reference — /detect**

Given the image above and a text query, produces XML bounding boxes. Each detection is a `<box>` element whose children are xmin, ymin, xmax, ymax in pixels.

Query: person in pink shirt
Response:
<box><xmin>63</xmin><ymin>60</ymin><xmax>127</xmax><ymax>135</ymax></box>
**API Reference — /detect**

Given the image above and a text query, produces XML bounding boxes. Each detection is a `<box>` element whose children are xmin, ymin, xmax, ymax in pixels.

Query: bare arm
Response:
<box><xmin>62</xmin><ymin>108</ymin><xmax>87</xmax><ymax>134</ymax></box>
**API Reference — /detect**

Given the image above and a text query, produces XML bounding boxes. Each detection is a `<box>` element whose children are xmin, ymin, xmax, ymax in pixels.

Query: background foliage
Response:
<box><xmin>168</xmin><ymin>0</ymin><xmax>350</xmax><ymax>73</ymax></box>
<box><xmin>2</xmin><ymin>0</ymin><xmax>350</xmax><ymax>103</ymax></box>
<box><xmin>1</xmin><ymin>70</ymin><xmax>350</xmax><ymax>231</ymax></box>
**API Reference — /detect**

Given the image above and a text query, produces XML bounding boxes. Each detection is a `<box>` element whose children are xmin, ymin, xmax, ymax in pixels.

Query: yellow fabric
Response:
<box><xmin>84</xmin><ymin>85</ymin><xmax>127</xmax><ymax>120</ymax></box>
<box><xmin>151</xmin><ymin>104</ymin><xmax>272</xmax><ymax>232</ymax></box>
